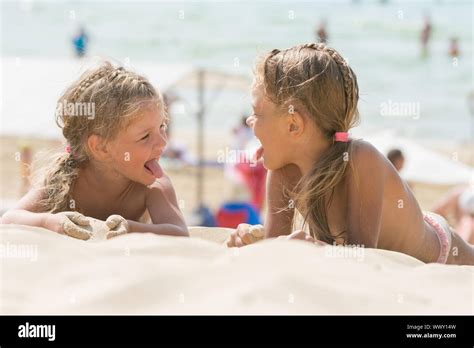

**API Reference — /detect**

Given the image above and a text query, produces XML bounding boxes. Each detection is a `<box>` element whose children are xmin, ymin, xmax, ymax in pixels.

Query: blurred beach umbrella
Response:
<box><xmin>363</xmin><ymin>130</ymin><xmax>473</xmax><ymax>186</ymax></box>
<box><xmin>167</xmin><ymin>69</ymin><xmax>250</xmax><ymax>211</ymax></box>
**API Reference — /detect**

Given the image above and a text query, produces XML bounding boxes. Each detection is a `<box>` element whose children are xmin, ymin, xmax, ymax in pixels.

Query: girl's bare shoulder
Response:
<box><xmin>350</xmin><ymin>139</ymin><xmax>389</xmax><ymax>175</ymax></box>
<box><xmin>143</xmin><ymin>174</ymin><xmax>186</xmax><ymax>227</ymax></box>
<box><xmin>144</xmin><ymin>174</ymin><xmax>179</xmax><ymax>205</ymax></box>
<box><xmin>145</xmin><ymin>174</ymin><xmax>174</xmax><ymax>192</ymax></box>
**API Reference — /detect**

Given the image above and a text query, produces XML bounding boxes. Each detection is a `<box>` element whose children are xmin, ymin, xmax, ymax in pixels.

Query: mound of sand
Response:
<box><xmin>0</xmin><ymin>224</ymin><xmax>472</xmax><ymax>314</ymax></box>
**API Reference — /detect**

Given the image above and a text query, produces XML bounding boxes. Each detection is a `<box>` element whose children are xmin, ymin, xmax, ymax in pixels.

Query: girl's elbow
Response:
<box><xmin>179</xmin><ymin>226</ymin><xmax>190</xmax><ymax>237</ymax></box>
<box><xmin>1</xmin><ymin>210</ymin><xmax>16</xmax><ymax>224</ymax></box>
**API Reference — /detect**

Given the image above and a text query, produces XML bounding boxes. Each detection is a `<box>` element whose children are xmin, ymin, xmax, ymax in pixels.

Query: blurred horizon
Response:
<box><xmin>1</xmin><ymin>0</ymin><xmax>473</xmax><ymax>143</ymax></box>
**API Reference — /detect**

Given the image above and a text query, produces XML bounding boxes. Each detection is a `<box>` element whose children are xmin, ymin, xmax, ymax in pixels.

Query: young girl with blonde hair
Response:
<box><xmin>1</xmin><ymin>62</ymin><xmax>188</xmax><ymax>239</ymax></box>
<box><xmin>228</xmin><ymin>43</ymin><xmax>473</xmax><ymax>265</ymax></box>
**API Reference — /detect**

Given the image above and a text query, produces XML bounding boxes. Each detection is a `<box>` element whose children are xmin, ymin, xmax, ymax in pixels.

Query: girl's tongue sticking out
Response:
<box><xmin>144</xmin><ymin>159</ymin><xmax>164</xmax><ymax>178</ymax></box>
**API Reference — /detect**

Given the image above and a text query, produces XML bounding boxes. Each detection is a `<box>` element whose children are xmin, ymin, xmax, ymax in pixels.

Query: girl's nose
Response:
<box><xmin>246</xmin><ymin>115</ymin><xmax>255</xmax><ymax>127</ymax></box>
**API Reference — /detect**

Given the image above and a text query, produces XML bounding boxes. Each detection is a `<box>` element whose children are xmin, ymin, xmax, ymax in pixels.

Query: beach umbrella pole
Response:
<box><xmin>197</xmin><ymin>69</ymin><xmax>205</xmax><ymax>208</ymax></box>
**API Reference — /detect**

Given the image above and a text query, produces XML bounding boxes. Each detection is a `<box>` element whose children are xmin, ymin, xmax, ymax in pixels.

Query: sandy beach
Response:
<box><xmin>1</xmin><ymin>223</ymin><xmax>472</xmax><ymax>315</ymax></box>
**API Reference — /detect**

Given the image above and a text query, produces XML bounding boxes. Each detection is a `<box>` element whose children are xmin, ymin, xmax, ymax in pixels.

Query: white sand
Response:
<box><xmin>0</xmin><ymin>224</ymin><xmax>472</xmax><ymax>314</ymax></box>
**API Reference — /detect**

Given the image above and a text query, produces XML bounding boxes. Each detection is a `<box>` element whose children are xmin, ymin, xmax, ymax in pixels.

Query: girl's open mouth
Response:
<box><xmin>254</xmin><ymin>145</ymin><xmax>264</xmax><ymax>161</ymax></box>
<box><xmin>144</xmin><ymin>159</ymin><xmax>164</xmax><ymax>178</ymax></box>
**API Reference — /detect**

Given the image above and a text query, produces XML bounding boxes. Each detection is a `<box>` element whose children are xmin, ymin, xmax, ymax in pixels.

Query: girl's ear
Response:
<box><xmin>287</xmin><ymin>110</ymin><xmax>305</xmax><ymax>138</ymax></box>
<box><xmin>87</xmin><ymin>134</ymin><xmax>109</xmax><ymax>160</ymax></box>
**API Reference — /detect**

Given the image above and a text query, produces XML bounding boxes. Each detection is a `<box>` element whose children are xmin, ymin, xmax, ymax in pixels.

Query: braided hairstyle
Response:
<box><xmin>255</xmin><ymin>43</ymin><xmax>360</xmax><ymax>244</ymax></box>
<box><xmin>38</xmin><ymin>61</ymin><xmax>164</xmax><ymax>213</ymax></box>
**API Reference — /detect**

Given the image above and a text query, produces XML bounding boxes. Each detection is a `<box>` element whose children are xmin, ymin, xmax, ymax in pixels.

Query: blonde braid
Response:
<box><xmin>108</xmin><ymin>66</ymin><xmax>126</xmax><ymax>81</ymax></box>
<box><xmin>298</xmin><ymin>43</ymin><xmax>357</xmax><ymax>129</ymax></box>
<box><xmin>71</xmin><ymin>69</ymin><xmax>109</xmax><ymax>101</ymax></box>
<box><xmin>323</xmin><ymin>46</ymin><xmax>357</xmax><ymax>125</ymax></box>
<box><xmin>299</xmin><ymin>42</ymin><xmax>326</xmax><ymax>51</ymax></box>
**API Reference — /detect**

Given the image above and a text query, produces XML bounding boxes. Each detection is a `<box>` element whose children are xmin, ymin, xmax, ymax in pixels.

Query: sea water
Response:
<box><xmin>1</xmin><ymin>0</ymin><xmax>472</xmax><ymax>143</ymax></box>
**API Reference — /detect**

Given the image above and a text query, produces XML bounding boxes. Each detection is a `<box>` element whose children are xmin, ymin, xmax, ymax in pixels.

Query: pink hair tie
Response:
<box><xmin>334</xmin><ymin>132</ymin><xmax>349</xmax><ymax>142</ymax></box>
<box><xmin>65</xmin><ymin>144</ymin><xmax>71</xmax><ymax>154</ymax></box>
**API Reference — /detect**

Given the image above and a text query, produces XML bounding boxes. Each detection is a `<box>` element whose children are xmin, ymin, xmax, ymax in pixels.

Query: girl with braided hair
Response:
<box><xmin>227</xmin><ymin>43</ymin><xmax>473</xmax><ymax>265</ymax></box>
<box><xmin>1</xmin><ymin>61</ymin><xmax>188</xmax><ymax>239</ymax></box>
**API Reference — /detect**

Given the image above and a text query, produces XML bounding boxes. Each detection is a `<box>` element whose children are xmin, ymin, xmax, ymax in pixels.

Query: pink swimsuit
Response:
<box><xmin>423</xmin><ymin>212</ymin><xmax>453</xmax><ymax>264</ymax></box>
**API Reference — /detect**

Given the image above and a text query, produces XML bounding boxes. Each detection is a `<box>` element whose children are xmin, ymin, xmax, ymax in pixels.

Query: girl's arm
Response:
<box><xmin>126</xmin><ymin>175</ymin><xmax>188</xmax><ymax>236</ymax></box>
<box><xmin>346</xmin><ymin>141</ymin><xmax>386</xmax><ymax>248</ymax></box>
<box><xmin>1</xmin><ymin>188</ymin><xmax>52</xmax><ymax>230</ymax></box>
<box><xmin>1</xmin><ymin>209</ymin><xmax>49</xmax><ymax>227</ymax></box>
<box><xmin>1</xmin><ymin>188</ymin><xmax>91</xmax><ymax>236</ymax></box>
<box><xmin>227</xmin><ymin>164</ymin><xmax>302</xmax><ymax>247</ymax></box>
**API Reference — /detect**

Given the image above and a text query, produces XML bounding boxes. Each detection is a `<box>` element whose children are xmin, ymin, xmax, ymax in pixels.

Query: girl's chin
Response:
<box><xmin>144</xmin><ymin>176</ymin><xmax>157</xmax><ymax>185</ymax></box>
<box><xmin>262</xmin><ymin>157</ymin><xmax>279</xmax><ymax>171</ymax></box>
<box><xmin>262</xmin><ymin>158</ymin><xmax>272</xmax><ymax>170</ymax></box>
<box><xmin>263</xmin><ymin>157</ymin><xmax>291</xmax><ymax>171</ymax></box>
<box><xmin>143</xmin><ymin>170</ymin><xmax>158</xmax><ymax>185</ymax></box>
<box><xmin>128</xmin><ymin>175</ymin><xmax>154</xmax><ymax>186</ymax></box>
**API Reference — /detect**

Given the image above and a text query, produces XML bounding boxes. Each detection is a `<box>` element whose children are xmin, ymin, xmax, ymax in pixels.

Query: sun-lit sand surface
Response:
<box><xmin>1</xmin><ymin>224</ymin><xmax>472</xmax><ymax>314</ymax></box>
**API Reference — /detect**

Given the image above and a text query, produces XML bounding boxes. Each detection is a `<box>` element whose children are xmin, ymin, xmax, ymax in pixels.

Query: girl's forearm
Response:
<box><xmin>126</xmin><ymin>220</ymin><xmax>189</xmax><ymax>237</ymax></box>
<box><xmin>1</xmin><ymin>209</ymin><xmax>49</xmax><ymax>228</ymax></box>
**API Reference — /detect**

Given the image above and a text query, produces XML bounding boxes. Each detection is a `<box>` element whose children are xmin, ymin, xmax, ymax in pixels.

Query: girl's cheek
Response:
<box><xmin>137</xmin><ymin>139</ymin><xmax>152</xmax><ymax>156</ymax></box>
<box><xmin>254</xmin><ymin>119</ymin><xmax>264</xmax><ymax>139</ymax></box>
<box><xmin>159</xmin><ymin>130</ymin><xmax>168</xmax><ymax>147</ymax></box>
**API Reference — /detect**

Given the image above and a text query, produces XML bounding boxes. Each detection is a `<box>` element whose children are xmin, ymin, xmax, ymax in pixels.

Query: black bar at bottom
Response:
<box><xmin>0</xmin><ymin>315</ymin><xmax>472</xmax><ymax>346</ymax></box>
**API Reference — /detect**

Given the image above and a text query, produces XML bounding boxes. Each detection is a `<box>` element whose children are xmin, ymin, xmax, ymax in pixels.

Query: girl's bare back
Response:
<box><xmin>268</xmin><ymin>140</ymin><xmax>474</xmax><ymax>264</ymax></box>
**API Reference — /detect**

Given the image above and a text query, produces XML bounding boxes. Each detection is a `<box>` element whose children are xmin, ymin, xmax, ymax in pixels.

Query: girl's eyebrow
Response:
<box><xmin>252</xmin><ymin>104</ymin><xmax>262</xmax><ymax>115</ymax></box>
<box><xmin>136</xmin><ymin>116</ymin><xmax>166</xmax><ymax>135</ymax></box>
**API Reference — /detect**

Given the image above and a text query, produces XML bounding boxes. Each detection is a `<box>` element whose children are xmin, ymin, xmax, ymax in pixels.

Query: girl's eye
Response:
<box><xmin>140</xmin><ymin>133</ymin><xmax>150</xmax><ymax>141</ymax></box>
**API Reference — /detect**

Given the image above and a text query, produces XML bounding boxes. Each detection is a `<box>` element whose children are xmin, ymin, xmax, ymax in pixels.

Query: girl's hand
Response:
<box><xmin>44</xmin><ymin>212</ymin><xmax>92</xmax><ymax>240</ymax></box>
<box><xmin>42</xmin><ymin>213</ymin><xmax>66</xmax><ymax>234</ymax></box>
<box><xmin>277</xmin><ymin>230</ymin><xmax>328</xmax><ymax>246</ymax></box>
<box><xmin>105</xmin><ymin>214</ymin><xmax>129</xmax><ymax>239</ymax></box>
<box><xmin>226</xmin><ymin>223</ymin><xmax>264</xmax><ymax>247</ymax></box>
